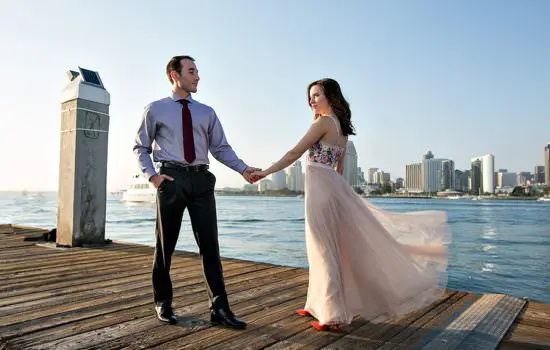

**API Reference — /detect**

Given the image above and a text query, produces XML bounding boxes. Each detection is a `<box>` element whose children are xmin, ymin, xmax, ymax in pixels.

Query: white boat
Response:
<box><xmin>537</xmin><ymin>196</ymin><xmax>550</xmax><ymax>202</ymax></box>
<box><xmin>122</xmin><ymin>175</ymin><xmax>156</xmax><ymax>203</ymax></box>
<box><xmin>446</xmin><ymin>195</ymin><xmax>462</xmax><ymax>200</ymax></box>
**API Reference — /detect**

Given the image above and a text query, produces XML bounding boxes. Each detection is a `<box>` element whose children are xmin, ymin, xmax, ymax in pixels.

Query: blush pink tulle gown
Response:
<box><xmin>303</xmin><ymin>116</ymin><xmax>451</xmax><ymax>326</ymax></box>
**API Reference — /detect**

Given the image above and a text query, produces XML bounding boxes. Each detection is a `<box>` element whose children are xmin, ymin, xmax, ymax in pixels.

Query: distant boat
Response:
<box><xmin>537</xmin><ymin>196</ymin><xmax>550</xmax><ymax>202</ymax></box>
<box><xmin>446</xmin><ymin>195</ymin><xmax>462</xmax><ymax>200</ymax></box>
<box><xmin>122</xmin><ymin>175</ymin><xmax>156</xmax><ymax>203</ymax></box>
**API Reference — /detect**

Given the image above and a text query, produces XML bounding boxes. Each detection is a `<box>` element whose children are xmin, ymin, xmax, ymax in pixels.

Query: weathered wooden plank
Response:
<box><xmin>0</xmin><ymin>258</ymin><xmax>199</xmax><ymax>308</ymax></box>
<box><xmin>420</xmin><ymin>294</ymin><xmax>505</xmax><ymax>349</ymax></box>
<box><xmin>0</xmin><ymin>228</ymin><xmax>548</xmax><ymax>350</ymax></box>
<box><xmin>263</xmin><ymin>291</ymin><xmax>459</xmax><ymax>350</ymax></box>
<box><xmin>0</xmin><ymin>243</ymin><xmax>153</xmax><ymax>264</ymax></box>
<box><xmin>0</xmin><ymin>244</ymin><xmax>155</xmax><ymax>272</ymax></box>
<box><xmin>1</xmin><ymin>254</ymin><xmax>153</xmax><ymax>286</ymax></box>
<box><xmin>0</xmin><ymin>245</ymin><xmax>165</xmax><ymax>277</ymax></box>
<box><xmin>0</xmin><ymin>234</ymin><xmax>36</xmax><ymax>242</ymax></box>
<box><xmin>8</xmin><ymin>269</ymin><xmax>306</xmax><ymax>349</ymax></box>
<box><xmin>0</xmin><ymin>246</ymin><xmax>78</xmax><ymax>260</ymax></box>
<box><xmin>35</xmin><ymin>276</ymin><xmax>307</xmax><ymax>350</ymax></box>
<box><xmin>0</xmin><ymin>232</ymin><xmax>41</xmax><ymax>240</ymax></box>
<box><xmin>0</xmin><ymin>224</ymin><xmax>14</xmax><ymax>233</ymax></box>
<box><xmin>0</xmin><ymin>241</ymin><xmax>36</xmax><ymax>250</ymax></box>
<box><xmin>374</xmin><ymin>292</ymin><xmax>477</xmax><ymax>349</ymax></box>
<box><xmin>147</xmin><ymin>297</ymin><xmax>307</xmax><ymax>350</ymax></box>
<box><xmin>457</xmin><ymin>295</ymin><xmax>527</xmax><ymax>349</ymax></box>
<box><xmin>0</xmin><ymin>265</ymin><xmax>293</xmax><ymax>339</ymax></box>
<box><xmin>0</xmin><ymin>262</ymin><xmax>271</xmax><ymax>329</ymax></box>
<box><xmin>0</xmin><ymin>249</ymin><xmax>153</xmax><ymax>278</ymax></box>
<box><xmin>320</xmin><ymin>291</ymin><xmax>463</xmax><ymax>350</ymax></box>
<box><xmin>0</xmin><ymin>255</ymin><xmax>207</xmax><ymax>299</ymax></box>
<box><xmin>499</xmin><ymin>323</ymin><xmax>550</xmax><ymax>349</ymax></box>
<box><xmin>1</xmin><ymin>257</ymin><xmax>155</xmax><ymax>295</ymax></box>
<box><xmin>0</xmin><ymin>242</ymin><xmax>156</xmax><ymax>264</ymax></box>
<box><xmin>0</xmin><ymin>260</ymin><xmax>252</xmax><ymax>317</ymax></box>
<box><xmin>194</xmin><ymin>300</ymin><xmax>316</xmax><ymax>350</ymax></box>
<box><xmin>211</xmin><ymin>310</ymin><xmax>314</xmax><ymax>350</ymax></box>
<box><xmin>514</xmin><ymin>301</ymin><xmax>550</xmax><ymax>329</ymax></box>
<box><xmin>11</xmin><ymin>225</ymin><xmax>50</xmax><ymax>233</ymax></box>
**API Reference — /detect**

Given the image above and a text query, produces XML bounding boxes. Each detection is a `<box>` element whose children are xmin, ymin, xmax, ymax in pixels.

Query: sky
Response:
<box><xmin>1</xmin><ymin>0</ymin><xmax>549</xmax><ymax>191</ymax></box>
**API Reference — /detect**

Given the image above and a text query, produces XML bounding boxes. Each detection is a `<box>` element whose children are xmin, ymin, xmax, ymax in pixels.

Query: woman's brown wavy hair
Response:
<box><xmin>308</xmin><ymin>78</ymin><xmax>356</xmax><ymax>136</ymax></box>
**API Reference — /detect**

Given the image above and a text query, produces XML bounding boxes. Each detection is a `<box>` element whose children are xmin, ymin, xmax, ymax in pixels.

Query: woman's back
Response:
<box><xmin>307</xmin><ymin>115</ymin><xmax>347</xmax><ymax>168</ymax></box>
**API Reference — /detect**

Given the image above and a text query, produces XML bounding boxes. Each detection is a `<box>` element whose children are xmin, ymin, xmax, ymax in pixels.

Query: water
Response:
<box><xmin>2</xmin><ymin>192</ymin><xmax>549</xmax><ymax>303</ymax></box>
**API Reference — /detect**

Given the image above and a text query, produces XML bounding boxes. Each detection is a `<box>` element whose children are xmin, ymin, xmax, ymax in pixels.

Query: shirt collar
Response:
<box><xmin>170</xmin><ymin>92</ymin><xmax>193</xmax><ymax>103</ymax></box>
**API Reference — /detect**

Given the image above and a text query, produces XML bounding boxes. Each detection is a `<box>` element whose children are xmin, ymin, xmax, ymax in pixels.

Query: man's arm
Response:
<box><xmin>208</xmin><ymin>111</ymin><xmax>249</xmax><ymax>174</ymax></box>
<box><xmin>133</xmin><ymin>104</ymin><xmax>157</xmax><ymax>180</ymax></box>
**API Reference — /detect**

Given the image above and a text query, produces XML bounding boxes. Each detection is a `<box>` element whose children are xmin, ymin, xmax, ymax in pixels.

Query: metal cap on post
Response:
<box><xmin>57</xmin><ymin>67</ymin><xmax>110</xmax><ymax>247</ymax></box>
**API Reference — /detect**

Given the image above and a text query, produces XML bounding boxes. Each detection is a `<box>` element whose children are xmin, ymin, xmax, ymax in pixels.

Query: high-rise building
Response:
<box><xmin>534</xmin><ymin>166</ymin><xmax>545</xmax><ymax>184</ymax></box>
<box><xmin>471</xmin><ymin>159</ymin><xmax>482</xmax><ymax>194</ymax></box>
<box><xmin>423</xmin><ymin>158</ymin><xmax>444</xmax><ymax>193</ymax></box>
<box><xmin>471</xmin><ymin>154</ymin><xmax>495</xmax><ymax>194</ymax></box>
<box><xmin>357</xmin><ymin>167</ymin><xmax>365</xmax><ymax>184</ymax></box>
<box><xmin>395</xmin><ymin>178</ymin><xmax>404</xmax><ymax>189</ymax></box>
<box><xmin>517</xmin><ymin>172</ymin><xmax>532</xmax><ymax>186</ymax></box>
<box><xmin>367</xmin><ymin>168</ymin><xmax>379</xmax><ymax>184</ymax></box>
<box><xmin>545</xmin><ymin>144</ymin><xmax>550</xmax><ymax>185</ymax></box>
<box><xmin>270</xmin><ymin>166</ymin><xmax>287</xmax><ymax>190</ymax></box>
<box><xmin>407</xmin><ymin>151</ymin><xmax>455</xmax><ymax>193</ymax></box>
<box><xmin>258</xmin><ymin>179</ymin><xmax>273</xmax><ymax>192</ymax></box>
<box><xmin>286</xmin><ymin>160</ymin><xmax>304</xmax><ymax>191</ymax></box>
<box><xmin>343</xmin><ymin>140</ymin><xmax>358</xmax><ymax>187</ymax></box>
<box><xmin>374</xmin><ymin>170</ymin><xmax>391</xmax><ymax>185</ymax></box>
<box><xmin>405</xmin><ymin>163</ymin><xmax>422</xmax><ymax>192</ymax></box>
<box><xmin>454</xmin><ymin>169</ymin><xmax>469</xmax><ymax>192</ymax></box>
<box><xmin>496</xmin><ymin>169</ymin><xmax>517</xmax><ymax>188</ymax></box>
<box><xmin>441</xmin><ymin>160</ymin><xmax>455</xmax><ymax>190</ymax></box>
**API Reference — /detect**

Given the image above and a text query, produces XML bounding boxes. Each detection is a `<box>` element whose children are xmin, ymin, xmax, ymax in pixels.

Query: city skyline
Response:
<box><xmin>1</xmin><ymin>1</ymin><xmax>549</xmax><ymax>191</ymax></box>
<box><xmin>364</xmin><ymin>143</ymin><xmax>549</xmax><ymax>193</ymax></box>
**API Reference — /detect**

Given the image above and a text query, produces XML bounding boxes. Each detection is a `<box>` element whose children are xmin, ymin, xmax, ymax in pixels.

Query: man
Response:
<box><xmin>133</xmin><ymin>55</ymin><xmax>259</xmax><ymax>329</ymax></box>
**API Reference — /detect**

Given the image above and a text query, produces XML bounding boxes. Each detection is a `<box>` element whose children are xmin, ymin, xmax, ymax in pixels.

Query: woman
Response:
<box><xmin>252</xmin><ymin>78</ymin><xmax>450</xmax><ymax>331</ymax></box>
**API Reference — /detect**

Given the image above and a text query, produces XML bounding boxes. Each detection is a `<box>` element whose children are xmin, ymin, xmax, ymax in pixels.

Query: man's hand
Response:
<box><xmin>242</xmin><ymin>167</ymin><xmax>263</xmax><ymax>184</ymax></box>
<box><xmin>250</xmin><ymin>170</ymin><xmax>268</xmax><ymax>183</ymax></box>
<box><xmin>150</xmin><ymin>174</ymin><xmax>174</xmax><ymax>188</ymax></box>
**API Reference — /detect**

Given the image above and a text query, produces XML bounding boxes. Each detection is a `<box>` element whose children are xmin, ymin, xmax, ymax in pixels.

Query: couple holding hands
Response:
<box><xmin>133</xmin><ymin>55</ymin><xmax>450</xmax><ymax>331</ymax></box>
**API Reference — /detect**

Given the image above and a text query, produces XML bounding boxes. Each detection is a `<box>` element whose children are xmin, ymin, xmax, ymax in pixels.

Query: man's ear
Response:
<box><xmin>170</xmin><ymin>70</ymin><xmax>179</xmax><ymax>82</ymax></box>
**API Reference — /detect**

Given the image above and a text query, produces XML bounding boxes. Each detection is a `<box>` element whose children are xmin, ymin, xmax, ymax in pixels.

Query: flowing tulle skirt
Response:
<box><xmin>303</xmin><ymin>162</ymin><xmax>451</xmax><ymax>325</ymax></box>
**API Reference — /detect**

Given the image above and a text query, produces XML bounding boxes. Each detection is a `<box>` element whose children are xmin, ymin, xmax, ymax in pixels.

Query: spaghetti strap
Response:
<box><xmin>328</xmin><ymin>116</ymin><xmax>341</xmax><ymax>143</ymax></box>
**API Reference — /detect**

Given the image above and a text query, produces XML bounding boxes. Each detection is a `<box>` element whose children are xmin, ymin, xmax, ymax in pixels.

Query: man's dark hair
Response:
<box><xmin>166</xmin><ymin>55</ymin><xmax>195</xmax><ymax>83</ymax></box>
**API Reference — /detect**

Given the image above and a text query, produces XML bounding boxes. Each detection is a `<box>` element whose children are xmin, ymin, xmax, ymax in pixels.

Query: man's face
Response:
<box><xmin>173</xmin><ymin>59</ymin><xmax>200</xmax><ymax>93</ymax></box>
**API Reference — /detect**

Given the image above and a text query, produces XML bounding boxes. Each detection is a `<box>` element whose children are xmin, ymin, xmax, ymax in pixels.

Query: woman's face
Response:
<box><xmin>309</xmin><ymin>84</ymin><xmax>331</xmax><ymax>116</ymax></box>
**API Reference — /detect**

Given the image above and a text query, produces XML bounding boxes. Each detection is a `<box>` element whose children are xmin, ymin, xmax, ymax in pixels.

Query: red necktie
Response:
<box><xmin>178</xmin><ymin>99</ymin><xmax>196</xmax><ymax>163</ymax></box>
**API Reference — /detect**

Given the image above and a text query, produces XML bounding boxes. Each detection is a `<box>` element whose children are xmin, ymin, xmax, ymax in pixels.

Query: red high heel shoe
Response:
<box><xmin>296</xmin><ymin>309</ymin><xmax>311</xmax><ymax>317</ymax></box>
<box><xmin>310</xmin><ymin>321</ymin><xmax>343</xmax><ymax>332</ymax></box>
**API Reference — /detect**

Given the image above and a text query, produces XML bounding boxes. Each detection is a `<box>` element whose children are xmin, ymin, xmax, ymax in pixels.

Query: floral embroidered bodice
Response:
<box><xmin>308</xmin><ymin>141</ymin><xmax>345</xmax><ymax>168</ymax></box>
<box><xmin>307</xmin><ymin>116</ymin><xmax>345</xmax><ymax>168</ymax></box>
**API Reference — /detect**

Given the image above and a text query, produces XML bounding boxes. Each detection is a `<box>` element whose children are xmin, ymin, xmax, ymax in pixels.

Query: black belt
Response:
<box><xmin>161</xmin><ymin>162</ymin><xmax>209</xmax><ymax>172</ymax></box>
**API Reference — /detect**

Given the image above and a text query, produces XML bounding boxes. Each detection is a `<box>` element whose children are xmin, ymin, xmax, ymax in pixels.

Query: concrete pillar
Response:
<box><xmin>56</xmin><ymin>67</ymin><xmax>110</xmax><ymax>247</ymax></box>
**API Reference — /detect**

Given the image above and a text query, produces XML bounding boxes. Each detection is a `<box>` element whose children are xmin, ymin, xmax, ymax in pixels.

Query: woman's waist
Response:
<box><xmin>307</xmin><ymin>160</ymin><xmax>336</xmax><ymax>169</ymax></box>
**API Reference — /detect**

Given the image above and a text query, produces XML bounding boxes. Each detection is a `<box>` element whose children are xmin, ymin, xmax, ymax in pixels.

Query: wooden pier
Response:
<box><xmin>1</xmin><ymin>224</ymin><xmax>549</xmax><ymax>349</ymax></box>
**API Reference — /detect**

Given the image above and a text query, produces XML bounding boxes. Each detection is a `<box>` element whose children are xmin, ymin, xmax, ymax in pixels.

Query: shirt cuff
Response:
<box><xmin>144</xmin><ymin>168</ymin><xmax>158</xmax><ymax>181</ymax></box>
<box><xmin>236</xmin><ymin>162</ymin><xmax>248</xmax><ymax>175</ymax></box>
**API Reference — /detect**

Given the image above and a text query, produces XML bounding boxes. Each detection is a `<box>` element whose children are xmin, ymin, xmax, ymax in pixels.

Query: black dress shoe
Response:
<box><xmin>210</xmin><ymin>308</ymin><xmax>247</xmax><ymax>329</ymax></box>
<box><xmin>155</xmin><ymin>302</ymin><xmax>177</xmax><ymax>324</ymax></box>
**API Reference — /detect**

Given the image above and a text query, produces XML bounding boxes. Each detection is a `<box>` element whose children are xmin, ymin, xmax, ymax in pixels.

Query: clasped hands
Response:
<box><xmin>242</xmin><ymin>167</ymin><xmax>269</xmax><ymax>184</ymax></box>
